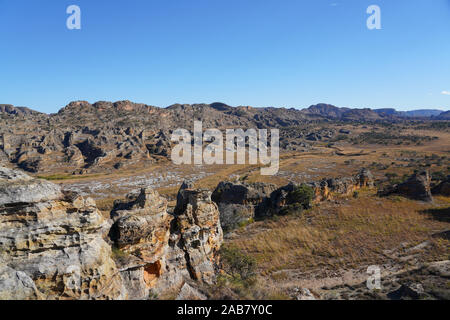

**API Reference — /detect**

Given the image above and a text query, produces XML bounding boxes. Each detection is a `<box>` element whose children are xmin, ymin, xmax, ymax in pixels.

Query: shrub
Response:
<box><xmin>220</xmin><ymin>246</ymin><xmax>257</xmax><ymax>287</ymax></box>
<box><xmin>287</xmin><ymin>184</ymin><xmax>314</xmax><ymax>210</ymax></box>
<box><xmin>148</xmin><ymin>290</ymin><xmax>159</xmax><ymax>300</ymax></box>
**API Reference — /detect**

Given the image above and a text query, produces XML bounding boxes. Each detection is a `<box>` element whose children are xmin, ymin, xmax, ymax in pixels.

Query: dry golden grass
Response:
<box><xmin>228</xmin><ymin>192</ymin><xmax>450</xmax><ymax>275</ymax></box>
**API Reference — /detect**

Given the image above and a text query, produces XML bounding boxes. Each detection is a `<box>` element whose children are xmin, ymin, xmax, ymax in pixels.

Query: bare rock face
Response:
<box><xmin>313</xmin><ymin>168</ymin><xmax>374</xmax><ymax>201</ymax></box>
<box><xmin>175</xmin><ymin>282</ymin><xmax>207</xmax><ymax>300</ymax></box>
<box><xmin>380</xmin><ymin>171</ymin><xmax>433</xmax><ymax>202</ymax></box>
<box><xmin>111</xmin><ymin>188</ymin><xmax>171</xmax><ymax>261</ymax></box>
<box><xmin>157</xmin><ymin>183</ymin><xmax>223</xmax><ymax>295</ymax></box>
<box><xmin>324</xmin><ymin>177</ymin><xmax>357</xmax><ymax>195</ymax></box>
<box><xmin>0</xmin><ymin>167</ymin><xmax>224</xmax><ymax>300</ymax></box>
<box><xmin>65</xmin><ymin>146</ymin><xmax>85</xmax><ymax>166</ymax></box>
<box><xmin>0</xmin><ymin>264</ymin><xmax>41</xmax><ymax>300</ymax></box>
<box><xmin>110</xmin><ymin>182</ymin><xmax>223</xmax><ymax>298</ymax></box>
<box><xmin>172</xmin><ymin>187</ymin><xmax>223</xmax><ymax>283</ymax></box>
<box><xmin>0</xmin><ymin>167</ymin><xmax>125</xmax><ymax>300</ymax></box>
<box><xmin>109</xmin><ymin>188</ymin><xmax>172</xmax><ymax>299</ymax></box>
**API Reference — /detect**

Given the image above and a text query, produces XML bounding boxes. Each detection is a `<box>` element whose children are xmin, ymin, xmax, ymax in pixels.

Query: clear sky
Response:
<box><xmin>0</xmin><ymin>0</ymin><xmax>449</xmax><ymax>113</ymax></box>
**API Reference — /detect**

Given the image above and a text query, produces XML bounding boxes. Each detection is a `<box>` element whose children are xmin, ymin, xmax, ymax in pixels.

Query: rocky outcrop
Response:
<box><xmin>213</xmin><ymin>169</ymin><xmax>375</xmax><ymax>224</ymax></box>
<box><xmin>65</xmin><ymin>146</ymin><xmax>85</xmax><ymax>166</ymax></box>
<box><xmin>312</xmin><ymin>168</ymin><xmax>374</xmax><ymax>202</ymax></box>
<box><xmin>212</xmin><ymin>181</ymin><xmax>276</xmax><ymax>231</ymax></box>
<box><xmin>0</xmin><ymin>167</ymin><xmax>125</xmax><ymax>300</ymax></box>
<box><xmin>0</xmin><ymin>168</ymin><xmax>224</xmax><ymax>300</ymax></box>
<box><xmin>109</xmin><ymin>188</ymin><xmax>172</xmax><ymax>299</ymax></box>
<box><xmin>159</xmin><ymin>183</ymin><xmax>223</xmax><ymax>292</ymax></box>
<box><xmin>355</xmin><ymin>168</ymin><xmax>375</xmax><ymax>188</ymax></box>
<box><xmin>0</xmin><ymin>167</ymin><xmax>63</xmax><ymax>205</ymax></box>
<box><xmin>379</xmin><ymin>171</ymin><xmax>433</xmax><ymax>202</ymax></box>
<box><xmin>0</xmin><ymin>104</ymin><xmax>42</xmax><ymax>116</ymax></box>
<box><xmin>109</xmin><ymin>182</ymin><xmax>223</xmax><ymax>298</ymax></box>
<box><xmin>268</xmin><ymin>182</ymin><xmax>308</xmax><ymax>216</ymax></box>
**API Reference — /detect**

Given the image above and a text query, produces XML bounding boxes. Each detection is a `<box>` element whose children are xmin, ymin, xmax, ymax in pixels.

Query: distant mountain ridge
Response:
<box><xmin>436</xmin><ymin>110</ymin><xmax>450</xmax><ymax>120</ymax></box>
<box><xmin>1</xmin><ymin>101</ymin><xmax>447</xmax><ymax>121</ymax></box>
<box><xmin>374</xmin><ymin>108</ymin><xmax>444</xmax><ymax>118</ymax></box>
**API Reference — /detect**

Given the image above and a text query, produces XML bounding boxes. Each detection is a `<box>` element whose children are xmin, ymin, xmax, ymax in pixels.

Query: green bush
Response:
<box><xmin>220</xmin><ymin>246</ymin><xmax>257</xmax><ymax>287</ymax></box>
<box><xmin>287</xmin><ymin>184</ymin><xmax>314</xmax><ymax>210</ymax></box>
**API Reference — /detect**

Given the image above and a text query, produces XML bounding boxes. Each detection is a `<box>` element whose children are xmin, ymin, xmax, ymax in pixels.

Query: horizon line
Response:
<box><xmin>1</xmin><ymin>100</ymin><xmax>449</xmax><ymax>115</ymax></box>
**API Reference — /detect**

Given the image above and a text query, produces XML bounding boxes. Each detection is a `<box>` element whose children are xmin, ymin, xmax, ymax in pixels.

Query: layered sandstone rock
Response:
<box><xmin>170</xmin><ymin>185</ymin><xmax>223</xmax><ymax>283</ymax></box>
<box><xmin>0</xmin><ymin>167</ymin><xmax>125</xmax><ymax>300</ymax></box>
<box><xmin>110</xmin><ymin>182</ymin><xmax>223</xmax><ymax>298</ymax></box>
<box><xmin>109</xmin><ymin>188</ymin><xmax>172</xmax><ymax>299</ymax></box>
<box><xmin>0</xmin><ymin>167</ymin><xmax>224</xmax><ymax>300</ymax></box>
<box><xmin>156</xmin><ymin>183</ymin><xmax>223</xmax><ymax>295</ymax></box>
<box><xmin>0</xmin><ymin>264</ymin><xmax>41</xmax><ymax>300</ymax></box>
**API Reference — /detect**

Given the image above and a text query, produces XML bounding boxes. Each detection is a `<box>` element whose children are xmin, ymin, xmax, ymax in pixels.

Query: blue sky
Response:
<box><xmin>0</xmin><ymin>0</ymin><xmax>449</xmax><ymax>113</ymax></box>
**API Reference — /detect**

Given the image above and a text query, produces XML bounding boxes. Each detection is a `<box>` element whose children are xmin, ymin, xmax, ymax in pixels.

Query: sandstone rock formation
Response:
<box><xmin>0</xmin><ymin>168</ymin><xmax>224</xmax><ymax>300</ymax></box>
<box><xmin>211</xmin><ymin>181</ymin><xmax>276</xmax><ymax>231</ymax></box>
<box><xmin>109</xmin><ymin>182</ymin><xmax>223</xmax><ymax>299</ymax></box>
<box><xmin>109</xmin><ymin>187</ymin><xmax>172</xmax><ymax>299</ymax></box>
<box><xmin>213</xmin><ymin>168</ymin><xmax>375</xmax><ymax>225</ymax></box>
<box><xmin>0</xmin><ymin>167</ymin><xmax>125</xmax><ymax>300</ymax></box>
<box><xmin>159</xmin><ymin>183</ymin><xmax>223</xmax><ymax>291</ymax></box>
<box><xmin>380</xmin><ymin>171</ymin><xmax>433</xmax><ymax>202</ymax></box>
<box><xmin>0</xmin><ymin>265</ymin><xmax>41</xmax><ymax>300</ymax></box>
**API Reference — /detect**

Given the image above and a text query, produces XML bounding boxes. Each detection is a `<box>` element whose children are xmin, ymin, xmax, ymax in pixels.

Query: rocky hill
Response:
<box><xmin>437</xmin><ymin>110</ymin><xmax>450</xmax><ymax>120</ymax></box>
<box><xmin>0</xmin><ymin>100</ymin><xmax>448</xmax><ymax>174</ymax></box>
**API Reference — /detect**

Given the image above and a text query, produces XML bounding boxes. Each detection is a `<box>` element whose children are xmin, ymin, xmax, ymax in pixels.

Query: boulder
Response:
<box><xmin>325</xmin><ymin>177</ymin><xmax>357</xmax><ymax>195</ymax></box>
<box><xmin>175</xmin><ymin>282</ymin><xmax>207</xmax><ymax>300</ymax></box>
<box><xmin>295</xmin><ymin>288</ymin><xmax>316</xmax><ymax>300</ymax></box>
<box><xmin>380</xmin><ymin>171</ymin><xmax>433</xmax><ymax>202</ymax></box>
<box><xmin>389</xmin><ymin>283</ymin><xmax>425</xmax><ymax>300</ymax></box>
<box><xmin>212</xmin><ymin>181</ymin><xmax>276</xmax><ymax>230</ymax></box>
<box><xmin>65</xmin><ymin>146</ymin><xmax>85</xmax><ymax>166</ymax></box>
